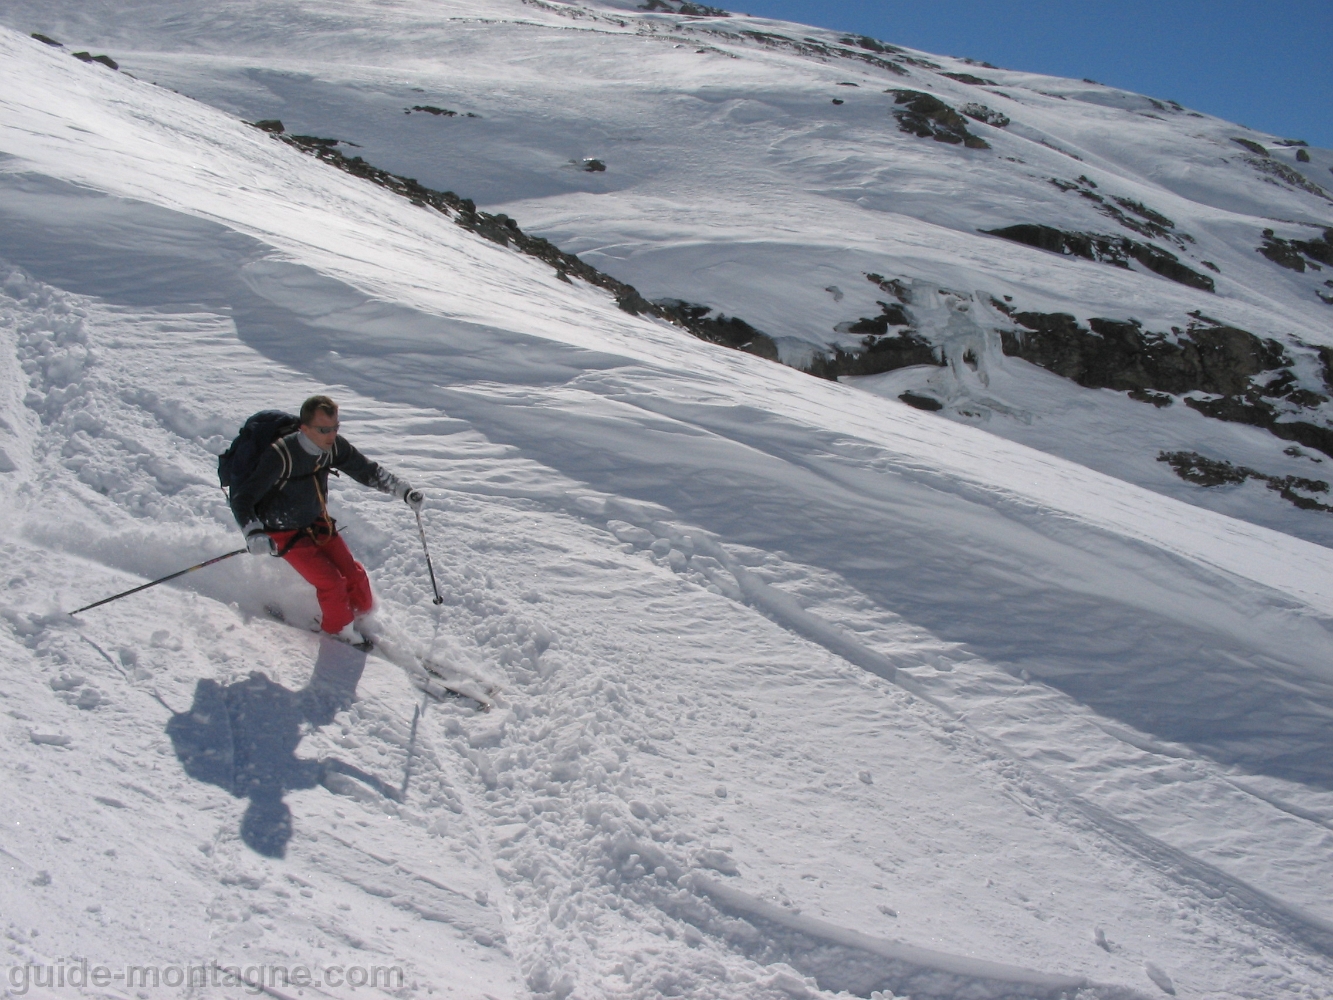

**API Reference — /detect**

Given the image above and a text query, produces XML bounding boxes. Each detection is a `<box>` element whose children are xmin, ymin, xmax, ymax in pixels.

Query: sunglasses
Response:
<box><xmin>310</xmin><ymin>423</ymin><xmax>340</xmax><ymax>434</ymax></box>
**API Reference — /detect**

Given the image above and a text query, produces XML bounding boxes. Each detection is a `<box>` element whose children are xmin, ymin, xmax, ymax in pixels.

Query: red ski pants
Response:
<box><xmin>270</xmin><ymin>529</ymin><xmax>374</xmax><ymax>635</ymax></box>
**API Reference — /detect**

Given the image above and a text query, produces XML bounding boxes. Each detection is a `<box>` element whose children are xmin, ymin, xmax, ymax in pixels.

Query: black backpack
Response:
<box><xmin>218</xmin><ymin>410</ymin><xmax>299</xmax><ymax>492</ymax></box>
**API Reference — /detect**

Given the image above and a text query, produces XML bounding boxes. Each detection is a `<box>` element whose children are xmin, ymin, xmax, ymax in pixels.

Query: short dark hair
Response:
<box><xmin>299</xmin><ymin>395</ymin><xmax>338</xmax><ymax>425</ymax></box>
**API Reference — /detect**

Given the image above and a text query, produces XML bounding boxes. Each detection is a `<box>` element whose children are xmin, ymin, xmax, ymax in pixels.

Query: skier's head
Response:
<box><xmin>299</xmin><ymin>395</ymin><xmax>339</xmax><ymax>444</ymax></box>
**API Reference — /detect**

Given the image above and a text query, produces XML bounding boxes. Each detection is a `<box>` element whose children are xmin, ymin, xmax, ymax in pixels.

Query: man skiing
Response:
<box><xmin>230</xmin><ymin>395</ymin><xmax>422</xmax><ymax>647</ymax></box>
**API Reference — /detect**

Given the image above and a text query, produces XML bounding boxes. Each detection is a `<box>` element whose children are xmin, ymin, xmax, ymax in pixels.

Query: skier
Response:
<box><xmin>230</xmin><ymin>395</ymin><xmax>423</xmax><ymax>647</ymax></box>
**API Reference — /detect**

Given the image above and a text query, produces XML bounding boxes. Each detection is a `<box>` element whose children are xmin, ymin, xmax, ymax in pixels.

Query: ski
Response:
<box><xmin>264</xmin><ymin>605</ymin><xmax>498</xmax><ymax>708</ymax></box>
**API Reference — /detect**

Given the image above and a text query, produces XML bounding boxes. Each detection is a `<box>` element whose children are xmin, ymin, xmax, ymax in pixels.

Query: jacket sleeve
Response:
<box><xmin>229</xmin><ymin>444</ymin><xmax>286</xmax><ymax>528</ymax></box>
<box><xmin>333</xmin><ymin>437</ymin><xmax>410</xmax><ymax>498</ymax></box>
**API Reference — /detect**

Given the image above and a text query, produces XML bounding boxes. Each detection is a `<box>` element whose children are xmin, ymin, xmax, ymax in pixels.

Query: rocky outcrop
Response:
<box><xmin>806</xmin><ymin>332</ymin><xmax>942</xmax><ymax>380</ymax></box>
<box><xmin>1232</xmin><ymin>137</ymin><xmax>1269</xmax><ymax>156</ymax></box>
<box><xmin>1001</xmin><ymin>312</ymin><xmax>1286</xmax><ymax>395</ymax></box>
<box><xmin>654</xmin><ymin>301</ymin><xmax>778</xmax><ymax>359</ymax></box>
<box><xmin>72</xmin><ymin>51</ymin><xmax>118</xmax><ymax>70</ymax></box>
<box><xmin>731</xmin><ymin>30</ymin><xmax>909</xmax><ymax>75</ymax></box>
<box><xmin>640</xmin><ymin>0</ymin><xmax>730</xmax><ymax>14</ymax></box>
<box><xmin>1002</xmin><ymin>310</ymin><xmax>1333</xmax><ymax>457</ymax></box>
<box><xmin>891</xmin><ymin>91</ymin><xmax>990</xmax><ymax>149</ymax></box>
<box><xmin>983</xmin><ymin>224</ymin><xmax>1215</xmax><ymax>291</ymax></box>
<box><xmin>841</xmin><ymin>301</ymin><xmax>912</xmax><ymax>335</ymax></box>
<box><xmin>1159</xmin><ymin>451</ymin><xmax>1332</xmax><ymax>512</ymax></box>
<box><xmin>942</xmin><ymin>72</ymin><xmax>996</xmax><ymax>86</ymax></box>
<box><xmin>1259</xmin><ymin>228</ymin><xmax>1333</xmax><ymax>273</ymax></box>
<box><xmin>840</xmin><ymin>35</ymin><xmax>903</xmax><ymax>55</ymax></box>
<box><xmin>899</xmin><ymin>391</ymin><xmax>944</xmax><ymax>411</ymax></box>
<box><xmin>1233</xmin><ymin>143</ymin><xmax>1333</xmax><ymax>201</ymax></box>
<box><xmin>960</xmin><ymin>104</ymin><xmax>1009</xmax><ymax>128</ymax></box>
<box><xmin>806</xmin><ymin>275</ymin><xmax>943</xmax><ymax>379</ymax></box>
<box><xmin>31</xmin><ymin>33</ymin><xmax>62</xmax><ymax>47</ymax></box>
<box><xmin>1048</xmin><ymin>175</ymin><xmax>1195</xmax><ymax>247</ymax></box>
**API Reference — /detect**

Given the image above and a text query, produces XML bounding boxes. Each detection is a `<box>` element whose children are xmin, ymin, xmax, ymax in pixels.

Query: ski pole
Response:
<box><xmin>67</xmin><ymin>549</ymin><xmax>247</xmax><ymax>616</ymax></box>
<box><xmin>414</xmin><ymin>509</ymin><xmax>445</xmax><ymax>606</ymax></box>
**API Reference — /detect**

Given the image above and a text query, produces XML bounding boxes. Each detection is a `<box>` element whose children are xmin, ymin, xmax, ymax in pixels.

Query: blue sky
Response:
<box><xmin>727</xmin><ymin>1</ymin><xmax>1333</xmax><ymax>150</ymax></box>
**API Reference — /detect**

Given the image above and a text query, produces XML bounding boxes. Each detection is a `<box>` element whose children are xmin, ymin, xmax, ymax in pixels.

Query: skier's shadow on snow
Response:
<box><xmin>166</xmin><ymin>637</ymin><xmax>400</xmax><ymax>858</ymax></box>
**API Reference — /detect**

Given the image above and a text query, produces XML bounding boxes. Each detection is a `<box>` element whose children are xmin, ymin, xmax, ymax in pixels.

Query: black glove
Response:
<box><xmin>405</xmin><ymin>489</ymin><xmax>424</xmax><ymax>512</ymax></box>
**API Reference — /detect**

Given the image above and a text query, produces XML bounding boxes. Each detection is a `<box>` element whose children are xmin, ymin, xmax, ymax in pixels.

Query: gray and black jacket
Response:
<box><xmin>230</xmin><ymin>431</ymin><xmax>409</xmax><ymax>533</ymax></box>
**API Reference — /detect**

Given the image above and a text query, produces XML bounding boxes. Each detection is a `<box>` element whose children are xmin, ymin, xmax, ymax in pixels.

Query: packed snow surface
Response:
<box><xmin>2</xmin><ymin>3</ymin><xmax>1333</xmax><ymax>999</ymax></box>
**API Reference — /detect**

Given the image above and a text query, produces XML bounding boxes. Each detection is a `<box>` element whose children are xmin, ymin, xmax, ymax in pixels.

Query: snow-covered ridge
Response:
<box><xmin>4</xmin><ymin>5</ymin><xmax>1333</xmax><ymax>999</ymax></box>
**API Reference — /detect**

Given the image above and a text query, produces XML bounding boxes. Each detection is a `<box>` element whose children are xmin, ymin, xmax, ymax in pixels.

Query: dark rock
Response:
<box><xmin>71</xmin><ymin>51</ymin><xmax>118</xmax><ymax>69</ymax></box>
<box><xmin>1316</xmin><ymin>347</ymin><xmax>1333</xmax><ymax>392</ymax></box>
<box><xmin>846</xmin><ymin>302</ymin><xmax>911</xmax><ymax>335</ymax></box>
<box><xmin>91</xmin><ymin>54</ymin><xmax>118</xmax><ymax>70</ymax></box>
<box><xmin>1259</xmin><ymin>229</ymin><xmax>1333</xmax><ymax>272</ymax></box>
<box><xmin>849</xmin><ymin>36</ymin><xmax>885</xmax><ymax>52</ymax></box>
<box><xmin>1300</xmin><ymin>230</ymin><xmax>1333</xmax><ymax>266</ymax></box>
<box><xmin>291</xmin><ymin>135</ymin><xmax>340</xmax><ymax>148</ymax></box>
<box><xmin>743</xmin><ymin>30</ymin><xmax>908</xmax><ymax>75</ymax></box>
<box><xmin>409</xmin><ymin>105</ymin><xmax>457</xmax><ymax>116</ymax></box>
<box><xmin>899</xmin><ymin>392</ymin><xmax>944</xmax><ymax>411</ymax></box>
<box><xmin>866</xmin><ymin>273</ymin><xmax>911</xmax><ymax>303</ymax></box>
<box><xmin>832</xmin><ymin>99</ymin><xmax>844</xmax><ymax>105</ymax></box>
<box><xmin>655</xmin><ymin>301</ymin><xmax>778</xmax><ymax>359</ymax></box>
<box><xmin>253</xmin><ymin>119</ymin><xmax>285</xmax><ymax>133</ymax></box>
<box><xmin>891</xmin><ymin>90</ymin><xmax>990</xmax><ymax>149</ymax></box>
<box><xmin>807</xmin><ymin>332</ymin><xmax>943</xmax><ymax>380</ymax></box>
<box><xmin>1159</xmin><ymin>451</ymin><xmax>1333</xmax><ymax>512</ymax></box>
<box><xmin>961</xmin><ymin>104</ymin><xmax>1010</xmax><ymax>128</ymax></box>
<box><xmin>640</xmin><ymin>0</ymin><xmax>730</xmax><ymax>13</ymax></box>
<box><xmin>942</xmin><ymin>72</ymin><xmax>995</xmax><ymax>86</ymax></box>
<box><xmin>840</xmin><ymin>35</ymin><xmax>903</xmax><ymax>55</ymax></box>
<box><xmin>1048</xmin><ymin>176</ymin><xmax>1188</xmax><ymax>244</ymax></box>
<box><xmin>1001</xmin><ymin>304</ymin><xmax>1333</xmax><ymax>457</ymax></box>
<box><xmin>1002</xmin><ymin>311</ymin><xmax>1286</xmax><ymax>397</ymax></box>
<box><xmin>983</xmin><ymin>224</ymin><xmax>1214</xmax><ymax>291</ymax></box>
<box><xmin>1232</xmin><ymin>137</ymin><xmax>1269</xmax><ymax>156</ymax></box>
<box><xmin>1160</xmin><ymin>451</ymin><xmax>1248</xmax><ymax>486</ymax></box>
<box><xmin>580</xmin><ymin>159</ymin><xmax>607</xmax><ymax>173</ymax></box>
<box><xmin>1128</xmin><ymin>243</ymin><xmax>1214</xmax><ymax>290</ymax></box>
<box><xmin>1201</xmin><ymin>261</ymin><xmax>1220</xmax><ymax>272</ymax></box>
<box><xmin>1297</xmin><ymin>149</ymin><xmax>1312</xmax><ymax>163</ymax></box>
<box><xmin>1128</xmin><ymin>388</ymin><xmax>1173</xmax><ymax>408</ymax></box>
<box><xmin>1112</xmin><ymin>198</ymin><xmax>1174</xmax><ymax>231</ymax></box>
<box><xmin>837</xmin><ymin>82</ymin><xmax>859</xmax><ymax>86</ymax></box>
<box><xmin>30</xmin><ymin>33</ymin><xmax>62</xmax><ymax>46</ymax></box>
<box><xmin>1244</xmin><ymin>155</ymin><xmax>1333</xmax><ymax>201</ymax></box>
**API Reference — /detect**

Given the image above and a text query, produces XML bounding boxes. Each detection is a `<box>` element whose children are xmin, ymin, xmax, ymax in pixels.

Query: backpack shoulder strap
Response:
<box><xmin>273</xmin><ymin>435</ymin><xmax>294</xmax><ymax>491</ymax></box>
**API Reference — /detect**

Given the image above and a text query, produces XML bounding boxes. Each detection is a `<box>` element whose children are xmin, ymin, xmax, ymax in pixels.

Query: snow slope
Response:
<box><xmin>7</xmin><ymin>0</ymin><xmax>1333</xmax><ymax>544</ymax></box>
<box><xmin>2</xmin><ymin>5</ymin><xmax>1333</xmax><ymax>1000</ymax></box>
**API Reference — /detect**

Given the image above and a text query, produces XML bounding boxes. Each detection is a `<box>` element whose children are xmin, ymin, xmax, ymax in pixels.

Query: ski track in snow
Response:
<box><xmin>2</xmin><ymin>6</ymin><xmax>1333</xmax><ymax>1000</ymax></box>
